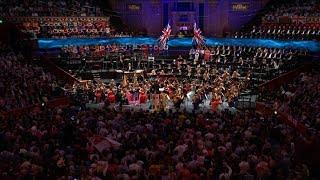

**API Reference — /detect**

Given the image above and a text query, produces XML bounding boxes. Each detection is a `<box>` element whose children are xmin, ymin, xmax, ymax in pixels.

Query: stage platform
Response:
<box><xmin>38</xmin><ymin>37</ymin><xmax>320</xmax><ymax>52</ymax></box>
<box><xmin>83</xmin><ymin>91</ymin><xmax>256</xmax><ymax>114</ymax></box>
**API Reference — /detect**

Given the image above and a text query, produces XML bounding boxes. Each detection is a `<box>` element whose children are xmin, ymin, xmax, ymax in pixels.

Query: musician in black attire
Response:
<box><xmin>193</xmin><ymin>95</ymin><xmax>202</xmax><ymax>111</ymax></box>
<box><xmin>150</xmin><ymin>81</ymin><xmax>160</xmax><ymax>94</ymax></box>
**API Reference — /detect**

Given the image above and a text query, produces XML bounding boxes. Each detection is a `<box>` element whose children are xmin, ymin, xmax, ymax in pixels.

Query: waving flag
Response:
<box><xmin>193</xmin><ymin>22</ymin><xmax>206</xmax><ymax>48</ymax></box>
<box><xmin>159</xmin><ymin>23</ymin><xmax>171</xmax><ymax>50</ymax></box>
<box><xmin>88</xmin><ymin>135</ymin><xmax>121</xmax><ymax>153</ymax></box>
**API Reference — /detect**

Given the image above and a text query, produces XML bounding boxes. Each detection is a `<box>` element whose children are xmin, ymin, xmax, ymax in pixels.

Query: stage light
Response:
<box><xmin>274</xmin><ymin>110</ymin><xmax>278</xmax><ymax>115</ymax></box>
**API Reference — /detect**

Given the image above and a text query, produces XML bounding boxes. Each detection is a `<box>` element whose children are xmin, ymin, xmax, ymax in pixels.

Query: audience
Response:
<box><xmin>1</xmin><ymin>106</ymin><xmax>317</xmax><ymax>179</ymax></box>
<box><xmin>0</xmin><ymin>42</ymin><xmax>61</xmax><ymax>111</ymax></box>
<box><xmin>260</xmin><ymin>66</ymin><xmax>320</xmax><ymax>132</ymax></box>
<box><xmin>0</xmin><ymin>0</ymin><xmax>318</xmax><ymax>179</ymax></box>
<box><xmin>0</xmin><ymin>0</ymin><xmax>103</xmax><ymax>17</ymax></box>
<box><xmin>39</xmin><ymin>17</ymin><xmax>111</xmax><ymax>38</ymax></box>
<box><xmin>68</xmin><ymin>67</ymin><xmax>248</xmax><ymax>111</ymax></box>
<box><xmin>234</xmin><ymin>0</ymin><xmax>320</xmax><ymax>40</ymax></box>
<box><xmin>58</xmin><ymin>44</ymin><xmax>307</xmax><ymax>85</ymax></box>
<box><xmin>1</xmin><ymin>0</ymin><xmax>117</xmax><ymax>39</ymax></box>
<box><xmin>235</xmin><ymin>24</ymin><xmax>320</xmax><ymax>40</ymax></box>
<box><xmin>13</xmin><ymin>17</ymin><xmax>112</xmax><ymax>38</ymax></box>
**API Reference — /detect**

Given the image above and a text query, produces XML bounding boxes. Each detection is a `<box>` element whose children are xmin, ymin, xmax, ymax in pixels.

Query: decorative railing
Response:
<box><xmin>256</xmin><ymin>102</ymin><xmax>308</xmax><ymax>135</ymax></box>
<box><xmin>1</xmin><ymin>57</ymin><xmax>78</xmax><ymax>119</ymax></box>
<box><xmin>258</xmin><ymin>63</ymin><xmax>312</xmax><ymax>91</ymax></box>
<box><xmin>2</xmin><ymin>96</ymin><xmax>71</xmax><ymax>119</ymax></box>
<box><xmin>256</xmin><ymin>63</ymin><xmax>314</xmax><ymax>135</ymax></box>
<box><xmin>40</xmin><ymin>57</ymin><xmax>80</xmax><ymax>84</ymax></box>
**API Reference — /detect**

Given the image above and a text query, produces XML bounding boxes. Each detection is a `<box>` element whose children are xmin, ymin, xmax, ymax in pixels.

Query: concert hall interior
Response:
<box><xmin>0</xmin><ymin>0</ymin><xmax>319</xmax><ymax>179</ymax></box>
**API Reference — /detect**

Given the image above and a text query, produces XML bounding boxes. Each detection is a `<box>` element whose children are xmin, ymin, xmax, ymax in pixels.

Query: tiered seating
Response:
<box><xmin>260</xmin><ymin>66</ymin><xmax>320</xmax><ymax>132</ymax></box>
<box><xmin>9</xmin><ymin>16</ymin><xmax>111</xmax><ymax>38</ymax></box>
<box><xmin>0</xmin><ymin>0</ymin><xmax>103</xmax><ymax>17</ymax></box>
<box><xmin>238</xmin><ymin>23</ymin><xmax>320</xmax><ymax>40</ymax></box>
<box><xmin>42</xmin><ymin>17</ymin><xmax>110</xmax><ymax>38</ymax></box>
<box><xmin>0</xmin><ymin>42</ymin><xmax>61</xmax><ymax>111</ymax></box>
<box><xmin>1</xmin><ymin>0</ymin><xmax>114</xmax><ymax>38</ymax></box>
<box><xmin>57</xmin><ymin>44</ymin><xmax>307</xmax><ymax>84</ymax></box>
<box><xmin>0</xmin><ymin>0</ymin><xmax>318</xmax><ymax>179</ymax></box>
<box><xmin>52</xmin><ymin>42</ymin><xmax>310</xmax><ymax>113</ymax></box>
<box><xmin>235</xmin><ymin>0</ymin><xmax>320</xmax><ymax>40</ymax></box>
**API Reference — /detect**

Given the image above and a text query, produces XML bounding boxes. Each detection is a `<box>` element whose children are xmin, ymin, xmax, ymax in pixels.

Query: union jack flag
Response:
<box><xmin>159</xmin><ymin>23</ymin><xmax>171</xmax><ymax>50</ymax></box>
<box><xmin>193</xmin><ymin>22</ymin><xmax>206</xmax><ymax>48</ymax></box>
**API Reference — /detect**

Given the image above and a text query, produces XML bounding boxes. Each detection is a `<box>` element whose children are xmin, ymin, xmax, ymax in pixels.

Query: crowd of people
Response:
<box><xmin>0</xmin><ymin>42</ymin><xmax>62</xmax><ymax>111</ymax></box>
<box><xmin>3</xmin><ymin>38</ymin><xmax>318</xmax><ymax>179</ymax></box>
<box><xmin>262</xmin><ymin>0</ymin><xmax>320</xmax><ymax>23</ymax></box>
<box><xmin>234</xmin><ymin>24</ymin><xmax>320</xmax><ymax>40</ymax></box>
<box><xmin>0</xmin><ymin>0</ymin><xmax>103</xmax><ymax>17</ymax></box>
<box><xmin>260</xmin><ymin>66</ymin><xmax>320</xmax><ymax>133</ymax></box>
<box><xmin>68</xmin><ymin>65</ymin><xmax>248</xmax><ymax>112</ymax></box>
<box><xmin>59</xmin><ymin>43</ymin><xmax>307</xmax><ymax>87</ymax></box>
<box><xmin>1</xmin><ymin>51</ymin><xmax>319</xmax><ymax>178</ymax></box>
<box><xmin>0</xmin><ymin>0</ymin><xmax>319</xmax><ymax>179</ymax></box>
<box><xmin>15</xmin><ymin>16</ymin><xmax>133</xmax><ymax>39</ymax></box>
<box><xmin>1</xmin><ymin>0</ymin><xmax>117</xmax><ymax>39</ymax></box>
<box><xmin>1</xmin><ymin>102</ymin><xmax>318</xmax><ymax>179</ymax></box>
<box><xmin>32</xmin><ymin>17</ymin><xmax>111</xmax><ymax>38</ymax></box>
<box><xmin>234</xmin><ymin>0</ymin><xmax>320</xmax><ymax>40</ymax></box>
<box><xmin>60</xmin><ymin>43</ymin><xmax>137</xmax><ymax>59</ymax></box>
<box><xmin>13</xmin><ymin>16</ymin><xmax>112</xmax><ymax>39</ymax></box>
<box><xmin>57</xmin><ymin>42</ymin><xmax>311</xmax><ymax>116</ymax></box>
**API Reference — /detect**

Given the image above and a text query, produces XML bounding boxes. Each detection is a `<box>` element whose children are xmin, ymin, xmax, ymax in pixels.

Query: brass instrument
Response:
<box><xmin>122</xmin><ymin>74</ymin><xmax>128</xmax><ymax>87</ymax></box>
<box><xmin>133</xmin><ymin>72</ymin><xmax>138</xmax><ymax>86</ymax></box>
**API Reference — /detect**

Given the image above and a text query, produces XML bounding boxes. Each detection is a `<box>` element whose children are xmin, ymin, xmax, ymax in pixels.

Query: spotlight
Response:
<box><xmin>274</xmin><ymin>110</ymin><xmax>278</xmax><ymax>115</ymax></box>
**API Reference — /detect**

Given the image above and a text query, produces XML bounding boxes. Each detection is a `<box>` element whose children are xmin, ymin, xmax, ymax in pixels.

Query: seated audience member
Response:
<box><xmin>0</xmin><ymin>42</ymin><xmax>60</xmax><ymax>111</ymax></box>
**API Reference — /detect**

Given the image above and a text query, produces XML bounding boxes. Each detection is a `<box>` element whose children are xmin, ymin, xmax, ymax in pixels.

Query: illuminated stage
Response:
<box><xmin>38</xmin><ymin>37</ymin><xmax>320</xmax><ymax>52</ymax></box>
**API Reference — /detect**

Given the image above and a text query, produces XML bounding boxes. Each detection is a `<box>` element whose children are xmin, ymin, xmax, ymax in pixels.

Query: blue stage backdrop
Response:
<box><xmin>38</xmin><ymin>37</ymin><xmax>320</xmax><ymax>52</ymax></box>
<box><xmin>108</xmin><ymin>0</ymin><xmax>271</xmax><ymax>36</ymax></box>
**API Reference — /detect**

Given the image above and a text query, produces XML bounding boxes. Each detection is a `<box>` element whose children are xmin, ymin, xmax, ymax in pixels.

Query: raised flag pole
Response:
<box><xmin>158</xmin><ymin>22</ymin><xmax>172</xmax><ymax>51</ymax></box>
<box><xmin>192</xmin><ymin>22</ymin><xmax>206</xmax><ymax>49</ymax></box>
